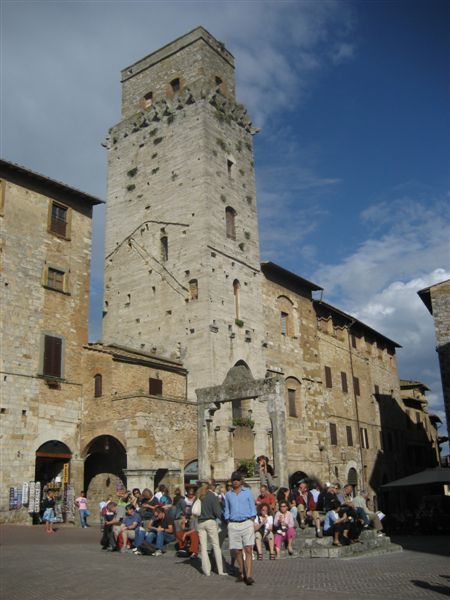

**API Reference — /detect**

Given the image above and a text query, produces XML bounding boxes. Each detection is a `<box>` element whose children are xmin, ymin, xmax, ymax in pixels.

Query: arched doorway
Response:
<box><xmin>83</xmin><ymin>435</ymin><xmax>126</xmax><ymax>491</ymax></box>
<box><xmin>289</xmin><ymin>470</ymin><xmax>308</xmax><ymax>489</ymax></box>
<box><xmin>35</xmin><ymin>440</ymin><xmax>72</xmax><ymax>524</ymax></box>
<box><xmin>348</xmin><ymin>467</ymin><xmax>358</xmax><ymax>488</ymax></box>
<box><xmin>184</xmin><ymin>460</ymin><xmax>198</xmax><ymax>486</ymax></box>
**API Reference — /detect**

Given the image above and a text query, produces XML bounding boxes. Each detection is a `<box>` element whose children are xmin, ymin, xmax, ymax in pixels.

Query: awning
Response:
<box><xmin>381</xmin><ymin>468</ymin><xmax>450</xmax><ymax>489</ymax></box>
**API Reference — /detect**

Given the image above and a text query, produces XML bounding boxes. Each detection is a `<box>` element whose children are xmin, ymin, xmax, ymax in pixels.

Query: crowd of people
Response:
<box><xmin>90</xmin><ymin>458</ymin><xmax>385</xmax><ymax>584</ymax></box>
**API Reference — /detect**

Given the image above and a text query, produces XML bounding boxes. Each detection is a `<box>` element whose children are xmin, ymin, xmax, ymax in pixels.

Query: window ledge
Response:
<box><xmin>42</xmin><ymin>285</ymin><xmax>71</xmax><ymax>296</ymax></box>
<box><xmin>48</xmin><ymin>230</ymin><xmax>71</xmax><ymax>241</ymax></box>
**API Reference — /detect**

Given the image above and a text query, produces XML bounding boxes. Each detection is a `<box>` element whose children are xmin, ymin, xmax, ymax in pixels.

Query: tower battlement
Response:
<box><xmin>121</xmin><ymin>26</ymin><xmax>236</xmax><ymax>119</ymax></box>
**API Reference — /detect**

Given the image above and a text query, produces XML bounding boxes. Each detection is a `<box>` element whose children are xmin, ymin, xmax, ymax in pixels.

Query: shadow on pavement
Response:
<box><xmin>390</xmin><ymin>534</ymin><xmax>450</xmax><ymax>557</ymax></box>
<box><xmin>411</xmin><ymin>580</ymin><xmax>450</xmax><ymax>597</ymax></box>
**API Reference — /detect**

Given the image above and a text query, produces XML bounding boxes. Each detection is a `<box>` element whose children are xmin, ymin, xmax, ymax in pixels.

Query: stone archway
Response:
<box><xmin>82</xmin><ymin>435</ymin><xmax>127</xmax><ymax>491</ymax></box>
<box><xmin>196</xmin><ymin>364</ymin><xmax>288</xmax><ymax>486</ymax></box>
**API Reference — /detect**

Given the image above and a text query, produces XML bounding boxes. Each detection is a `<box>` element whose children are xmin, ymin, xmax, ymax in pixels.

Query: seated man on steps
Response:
<box><xmin>352</xmin><ymin>490</ymin><xmax>384</xmax><ymax>536</ymax></box>
<box><xmin>294</xmin><ymin>482</ymin><xmax>323</xmax><ymax>537</ymax></box>
<box><xmin>144</xmin><ymin>506</ymin><xmax>176</xmax><ymax>555</ymax></box>
<box><xmin>117</xmin><ymin>503</ymin><xmax>143</xmax><ymax>552</ymax></box>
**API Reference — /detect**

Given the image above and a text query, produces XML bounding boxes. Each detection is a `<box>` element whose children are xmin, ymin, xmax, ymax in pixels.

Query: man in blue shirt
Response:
<box><xmin>224</xmin><ymin>471</ymin><xmax>257</xmax><ymax>585</ymax></box>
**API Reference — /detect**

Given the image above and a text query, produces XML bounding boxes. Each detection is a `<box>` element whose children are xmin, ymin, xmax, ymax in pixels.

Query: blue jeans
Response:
<box><xmin>134</xmin><ymin>527</ymin><xmax>147</xmax><ymax>548</ymax></box>
<box><xmin>146</xmin><ymin>529</ymin><xmax>176</xmax><ymax>550</ymax></box>
<box><xmin>79</xmin><ymin>509</ymin><xmax>89</xmax><ymax>527</ymax></box>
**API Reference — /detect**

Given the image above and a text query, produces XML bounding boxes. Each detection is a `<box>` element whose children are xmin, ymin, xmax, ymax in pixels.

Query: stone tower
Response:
<box><xmin>103</xmin><ymin>27</ymin><xmax>266</xmax><ymax>400</ymax></box>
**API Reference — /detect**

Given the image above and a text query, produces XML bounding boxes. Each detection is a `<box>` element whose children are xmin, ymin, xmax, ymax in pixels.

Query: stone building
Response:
<box><xmin>418</xmin><ymin>279</ymin><xmax>450</xmax><ymax>441</ymax></box>
<box><xmin>0</xmin><ymin>159</ymin><xmax>102</xmax><ymax>523</ymax></box>
<box><xmin>81</xmin><ymin>343</ymin><xmax>196</xmax><ymax>511</ymax></box>
<box><xmin>1</xmin><ymin>27</ymin><xmax>442</xmax><ymax>523</ymax></box>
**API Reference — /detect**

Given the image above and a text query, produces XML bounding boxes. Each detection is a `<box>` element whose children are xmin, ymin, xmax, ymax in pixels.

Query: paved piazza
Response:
<box><xmin>1</xmin><ymin>526</ymin><xmax>449</xmax><ymax>599</ymax></box>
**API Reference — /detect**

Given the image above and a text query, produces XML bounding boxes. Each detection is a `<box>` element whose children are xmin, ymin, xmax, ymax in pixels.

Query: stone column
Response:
<box><xmin>123</xmin><ymin>469</ymin><xmax>157</xmax><ymax>492</ymax></box>
<box><xmin>197</xmin><ymin>401</ymin><xmax>211</xmax><ymax>480</ymax></box>
<box><xmin>264</xmin><ymin>376</ymin><xmax>288</xmax><ymax>488</ymax></box>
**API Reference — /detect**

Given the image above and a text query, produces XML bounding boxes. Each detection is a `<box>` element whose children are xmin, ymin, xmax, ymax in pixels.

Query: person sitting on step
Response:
<box><xmin>294</xmin><ymin>482</ymin><xmax>323</xmax><ymax>537</ymax></box>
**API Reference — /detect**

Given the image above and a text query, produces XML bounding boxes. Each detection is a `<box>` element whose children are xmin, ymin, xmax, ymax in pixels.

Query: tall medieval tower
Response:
<box><xmin>103</xmin><ymin>27</ymin><xmax>266</xmax><ymax>400</ymax></box>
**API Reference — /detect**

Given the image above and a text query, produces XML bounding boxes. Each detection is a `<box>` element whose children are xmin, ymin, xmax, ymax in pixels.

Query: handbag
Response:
<box><xmin>191</xmin><ymin>498</ymin><xmax>202</xmax><ymax>517</ymax></box>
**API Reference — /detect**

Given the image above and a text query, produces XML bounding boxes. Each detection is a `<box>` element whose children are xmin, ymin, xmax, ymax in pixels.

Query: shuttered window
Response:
<box><xmin>325</xmin><ymin>366</ymin><xmax>332</xmax><ymax>388</ymax></box>
<box><xmin>47</xmin><ymin>267</ymin><xmax>65</xmax><ymax>291</ymax></box>
<box><xmin>346</xmin><ymin>425</ymin><xmax>353</xmax><ymax>446</ymax></box>
<box><xmin>353</xmin><ymin>376</ymin><xmax>360</xmax><ymax>396</ymax></box>
<box><xmin>43</xmin><ymin>335</ymin><xmax>62</xmax><ymax>378</ymax></box>
<box><xmin>341</xmin><ymin>371</ymin><xmax>348</xmax><ymax>393</ymax></box>
<box><xmin>149</xmin><ymin>378</ymin><xmax>163</xmax><ymax>396</ymax></box>
<box><xmin>281</xmin><ymin>312</ymin><xmax>288</xmax><ymax>336</ymax></box>
<box><xmin>330</xmin><ymin>422</ymin><xmax>337</xmax><ymax>445</ymax></box>
<box><xmin>360</xmin><ymin>427</ymin><xmax>369</xmax><ymax>449</ymax></box>
<box><xmin>50</xmin><ymin>203</ymin><xmax>68</xmax><ymax>237</ymax></box>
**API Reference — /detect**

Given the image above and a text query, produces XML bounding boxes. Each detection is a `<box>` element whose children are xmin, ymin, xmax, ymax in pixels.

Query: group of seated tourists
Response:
<box><xmin>99</xmin><ymin>478</ymin><xmax>384</xmax><ymax>557</ymax></box>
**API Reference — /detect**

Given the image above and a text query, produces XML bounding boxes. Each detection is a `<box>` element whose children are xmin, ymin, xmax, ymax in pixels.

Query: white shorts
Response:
<box><xmin>228</xmin><ymin>520</ymin><xmax>255</xmax><ymax>549</ymax></box>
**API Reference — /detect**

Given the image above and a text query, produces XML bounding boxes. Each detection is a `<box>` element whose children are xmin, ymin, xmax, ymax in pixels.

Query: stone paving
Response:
<box><xmin>1</xmin><ymin>525</ymin><xmax>449</xmax><ymax>600</ymax></box>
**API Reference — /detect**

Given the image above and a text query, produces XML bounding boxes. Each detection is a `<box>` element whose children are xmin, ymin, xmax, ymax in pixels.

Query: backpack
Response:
<box><xmin>191</xmin><ymin>498</ymin><xmax>202</xmax><ymax>517</ymax></box>
<box><xmin>138</xmin><ymin>541</ymin><xmax>156</xmax><ymax>555</ymax></box>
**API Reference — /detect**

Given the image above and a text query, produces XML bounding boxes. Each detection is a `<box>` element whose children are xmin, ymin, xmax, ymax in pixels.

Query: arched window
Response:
<box><xmin>277</xmin><ymin>295</ymin><xmax>294</xmax><ymax>337</ymax></box>
<box><xmin>94</xmin><ymin>374</ymin><xmax>102</xmax><ymax>398</ymax></box>
<box><xmin>233</xmin><ymin>279</ymin><xmax>241</xmax><ymax>320</ymax></box>
<box><xmin>226</xmin><ymin>207</ymin><xmax>236</xmax><ymax>240</ymax></box>
<box><xmin>170</xmin><ymin>78</ymin><xmax>180</xmax><ymax>93</ymax></box>
<box><xmin>285</xmin><ymin>376</ymin><xmax>301</xmax><ymax>418</ymax></box>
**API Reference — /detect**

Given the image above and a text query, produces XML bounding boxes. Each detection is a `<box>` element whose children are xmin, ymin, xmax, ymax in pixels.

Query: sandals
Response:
<box><xmin>270</xmin><ymin>553</ymin><xmax>275</xmax><ymax>560</ymax></box>
<box><xmin>257</xmin><ymin>553</ymin><xmax>263</xmax><ymax>560</ymax></box>
<box><xmin>332</xmin><ymin>542</ymin><xmax>342</xmax><ymax>547</ymax></box>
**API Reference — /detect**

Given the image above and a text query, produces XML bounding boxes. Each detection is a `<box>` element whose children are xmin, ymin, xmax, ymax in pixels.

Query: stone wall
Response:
<box><xmin>0</xmin><ymin>176</ymin><xmax>93</xmax><ymax>523</ymax></box>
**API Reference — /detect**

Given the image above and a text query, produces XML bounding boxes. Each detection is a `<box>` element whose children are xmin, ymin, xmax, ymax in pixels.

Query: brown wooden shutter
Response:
<box><xmin>325</xmin><ymin>366</ymin><xmax>332</xmax><ymax>388</ymax></box>
<box><xmin>149</xmin><ymin>378</ymin><xmax>163</xmax><ymax>396</ymax></box>
<box><xmin>353</xmin><ymin>376</ymin><xmax>360</xmax><ymax>396</ymax></box>
<box><xmin>330</xmin><ymin>422</ymin><xmax>337</xmax><ymax>445</ymax></box>
<box><xmin>43</xmin><ymin>335</ymin><xmax>62</xmax><ymax>377</ymax></box>
<box><xmin>346</xmin><ymin>425</ymin><xmax>353</xmax><ymax>446</ymax></box>
<box><xmin>341</xmin><ymin>371</ymin><xmax>348</xmax><ymax>393</ymax></box>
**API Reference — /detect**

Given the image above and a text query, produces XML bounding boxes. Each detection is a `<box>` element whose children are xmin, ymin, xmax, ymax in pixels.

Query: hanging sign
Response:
<box><xmin>63</xmin><ymin>463</ymin><xmax>69</xmax><ymax>484</ymax></box>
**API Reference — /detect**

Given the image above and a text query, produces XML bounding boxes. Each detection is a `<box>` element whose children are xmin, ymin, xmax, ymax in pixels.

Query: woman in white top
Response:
<box><xmin>254</xmin><ymin>502</ymin><xmax>275</xmax><ymax>560</ymax></box>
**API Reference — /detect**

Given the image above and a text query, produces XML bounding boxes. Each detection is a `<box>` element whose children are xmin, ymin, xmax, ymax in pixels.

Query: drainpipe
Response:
<box><xmin>347</xmin><ymin>320</ymin><xmax>365</xmax><ymax>488</ymax></box>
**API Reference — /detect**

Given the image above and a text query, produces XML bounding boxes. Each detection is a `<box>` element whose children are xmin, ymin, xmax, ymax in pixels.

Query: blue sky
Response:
<box><xmin>2</xmin><ymin>0</ymin><xmax>449</xmax><ymax>442</ymax></box>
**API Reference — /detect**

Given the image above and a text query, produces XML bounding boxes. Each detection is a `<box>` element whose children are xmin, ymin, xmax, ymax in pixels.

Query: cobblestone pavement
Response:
<box><xmin>1</xmin><ymin>525</ymin><xmax>449</xmax><ymax>600</ymax></box>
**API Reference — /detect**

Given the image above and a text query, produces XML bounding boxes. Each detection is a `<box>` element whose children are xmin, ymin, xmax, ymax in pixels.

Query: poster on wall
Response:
<box><xmin>34</xmin><ymin>481</ymin><xmax>41</xmax><ymax>514</ymax></box>
<box><xmin>64</xmin><ymin>484</ymin><xmax>75</xmax><ymax>522</ymax></box>
<box><xmin>22</xmin><ymin>481</ymin><xmax>29</xmax><ymax>506</ymax></box>
<box><xmin>28</xmin><ymin>482</ymin><xmax>35</xmax><ymax>513</ymax></box>
<box><xmin>9</xmin><ymin>487</ymin><xmax>17</xmax><ymax>510</ymax></box>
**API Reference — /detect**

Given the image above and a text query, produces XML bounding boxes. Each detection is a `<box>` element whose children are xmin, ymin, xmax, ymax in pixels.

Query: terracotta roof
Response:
<box><xmin>85</xmin><ymin>343</ymin><xmax>186</xmax><ymax>373</ymax></box>
<box><xmin>0</xmin><ymin>158</ymin><xmax>104</xmax><ymax>206</ymax></box>
<box><xmin>314</xmin><ymin>300</ymin><xmax>401</xmax><ymax>349</ymax></box>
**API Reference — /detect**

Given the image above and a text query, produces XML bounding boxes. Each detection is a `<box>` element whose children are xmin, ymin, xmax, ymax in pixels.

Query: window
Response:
<box><xmin>330</xmin><ymin>423</ymin><xmax>337</xmax><ymax>445</ymax></box>
<box><xmin>215</xmin><ymin>76</ymin><xmax>223</xmax><ymax>87</ymax></box>
<box><xmin>325</xmin><ymin>366</ymin><xmax>332</xmax><ymax>389</ymax></box>
<box><xmin>143</xmin><ymin>91</ymin><xmax>153</xmax><ymax>108</ymax></box>
<box><xmin>341</xmin><ymin>371</ymin><xmax>348</xmax><ymax>393</ymax></box>
<box><xmin>46</xmin><ymin>267</ymin><xmax>65</xmax><ymax>292</ymax></box>
<box><xmin>43</xmin><ymin>335</ymin><xmax>62</xmax><ymax>378</ymax></box>
<box><xmin>170</xmin><ymin>78</ymin><xmax>180</xmax><ymax>93</ymax></box>
<box><xmin>225</xmin><ymin>207</ymin><xmax>236</xmax><ymax>240</ymax></box>
<box><xmin>149</xmin><ymin>378</ymin><xmax>163</xmax><ymax>396</ymax></box>
<box><xmin>232</xmin><ymin>398</ymin><xmax>242</xmax><ymax>420</ymax></box>
<box><xmin>227</xmin><ymin>159</ymin><xmax>234</xmax><ymax>177</ymax></box>
<box><xmin>49</xmin><ymin>202</ymin><xmax>68</xmax><ymax>237</ymax></box>
<box><xmin>281</xmin><ymin>312</ymin><xmax>288</xmax><ymax>336</ymax></box>
<box><xmin>189</xmin><ymin>279</ymin><xmax>198</xmax><ymax>300</ymax></box>
<box><xmin>288</xmin><ymin>389</ymin><xmax>297</xmax><ymax>418</ymax></box>
<box><xmin>374</xmin><ymin>384</ymin><xmax>380</xmax><ymax>398</ymax></box>
<box><xmin>94</xmin><ymin>374</ymin><xmax>102</xmax><ymax>398</ymax></box>
<box><xmin>351</xmin><ymin>334</ymin><xmax>357</xmax><ymax>349</ymax></box>
<box><xmin>360</xmin><ymin>427</ymin><xmax>369</xmax><ymax>449</ymax></box>
<box><xmin>160</xmin><ymin>236</ymin><xmax>168</xmax><ymax>261</ymax></box>
<box><xmin>346</xmin><ymin>425</ymin><xmax>353</xmax><ymax>446</ymax></box>
<box><xmin>233</xmin><ymin>279</ymin><xmax>241</xmax><ymax>320</ymax></box>
<box><xmin>353</xmin><ymin>376</ymin><xmax>360</xmax><ymax>396</ymax></box>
